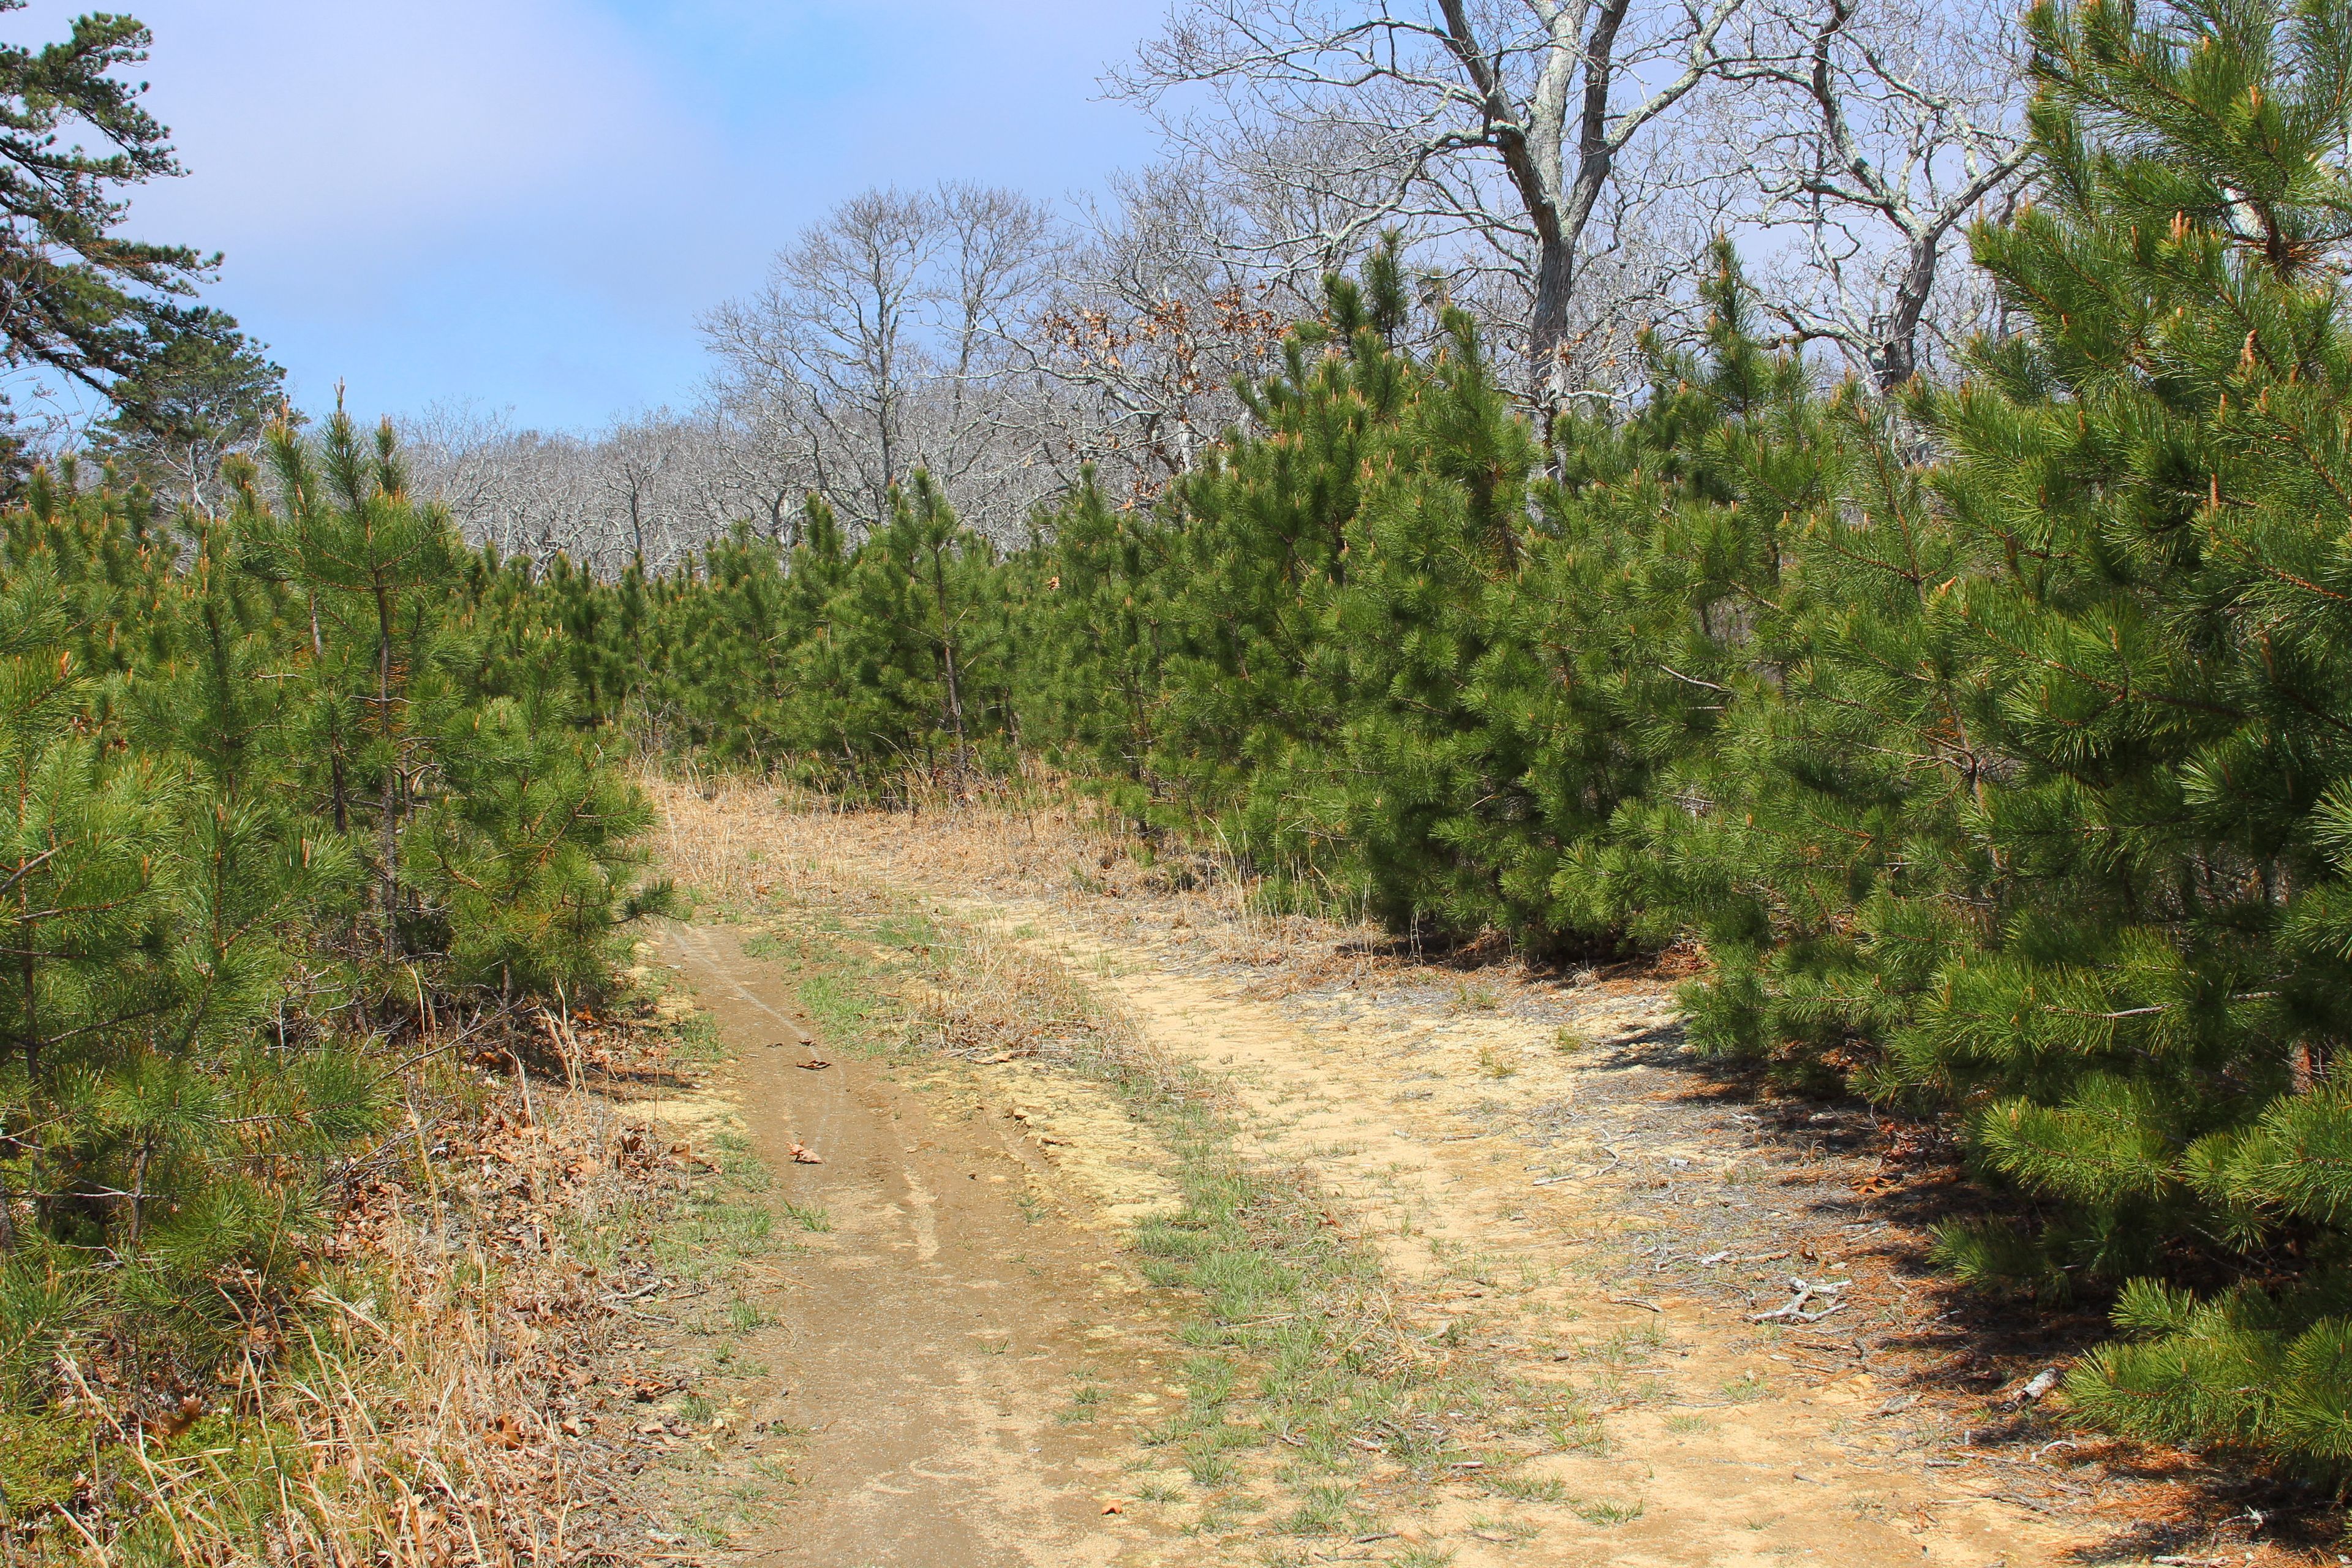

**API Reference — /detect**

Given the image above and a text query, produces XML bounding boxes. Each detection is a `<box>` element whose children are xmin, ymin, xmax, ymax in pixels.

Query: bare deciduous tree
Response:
<box><xmin>403</xmin><ymin>405</ymin><xmax>728</xmax><ymax>578</ymax></box>
<box><xmin>1711</xmin><ymin>0</ymin><xmax>2026</xmax><ymax>386</ymax></box>
<box><xmin>693</xmin><ymin>390</ymin><xmax>815</xmax><ymax>545</ymax></box>
<box><xmin>1008</xmin><ymin>164</ymin><xmax>1297</xmax><ymax>502</ymax></box>
<box><xmin>1117</xmin><ymin>0</ymin><xmax>1752</xmax><ymax>409</ymax></box>
<box><xmin>399</xmin><ymin>0</ymin><xmax>2039</xmax><ymax>576</ymax></box>
<box><xmin>699</xmin><ymin>182</ymin><xmax>1061</xmax><ymax>543</ymax></box>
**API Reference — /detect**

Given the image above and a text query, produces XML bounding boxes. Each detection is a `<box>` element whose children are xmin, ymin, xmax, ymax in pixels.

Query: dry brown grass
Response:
<box><xmin>22</xmin><ymin>1006</ymin><xmax>713</xmax><ymax>1567</ymax></box>
<box><xmin>646</xmin><ymin>770</ymin><xmax>1411</xmax><ymax>987</ymax></box>
<box><xmin>650</xmin><ymin>771</ymin><xmax>1193</xmax><ymax>1115</ymax></box>
<box><xmin>902</xmin><ymin>922</ymin><xmax>1177</xmax><ymax>1088</ymax></box>
<box><xmin>644</xmin><ymin>771</ymin><xmax>1624</xmax><ymax>1046</ymax></box>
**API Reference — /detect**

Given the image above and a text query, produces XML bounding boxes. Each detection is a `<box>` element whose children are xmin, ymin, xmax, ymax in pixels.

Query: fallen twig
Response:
<box><xmin>1750</xmin><ymin>1277</ymin><xmax>1851</xmax><ymax>1323</ymax></box>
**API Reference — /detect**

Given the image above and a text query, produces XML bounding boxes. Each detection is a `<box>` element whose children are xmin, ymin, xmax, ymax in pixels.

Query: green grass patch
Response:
<box><xmin>0</xmin><ymin>1408</ymin><xmax>96</xmax><ymax>1517</ymax></box>
<box><xmin>1488</xmin><ymin>1472</ymin><xmax>1567</xmax><ymax>1503</ymax></box>
<box><xmin>710</xmin><ymin>870</ymin><xmax>1568</xmax><ymax>1540</ymax></box>
<box><xmin>780</xmin><ymin>1199</ymin><xmax>832</xmax><ymax>1232</ymax></box>
<box><xmin>1572</xmin><ymin>1496</ymin><xmax>1646</xmax><ymax>1526</ymax></box>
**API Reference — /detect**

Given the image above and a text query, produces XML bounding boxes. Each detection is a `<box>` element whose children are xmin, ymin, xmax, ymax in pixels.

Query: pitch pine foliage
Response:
<box><xmin>0</xmin><ymin>423</ymin><xmax>661</xmax><ymax>1414</ymax></box>
<box><xmin>1932</xmin><ymin>0</ymin><xmax>2352</xmax><ymax>1463</ymax></box>
<box><xmin>492</xmin><ymin>0</ymin><xmax>2352</xmax><ymax>1467</ymax></box>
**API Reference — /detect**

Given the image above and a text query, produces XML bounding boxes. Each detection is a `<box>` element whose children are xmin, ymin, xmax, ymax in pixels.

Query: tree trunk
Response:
<box><xmin>927</xmin><ymin>538</ymin><xmax>970</xmax><ymax>776</ymax></box>
<box><xmin>1528</xmin><ymin>230</ymin><xmax>1576</xmax><ymax>426</ymax></box>
<box><xmin>310</xmin><ymin>591</ymin><xmax>350</xmax><ymax>834</ymax></box>
<box><xmin>374</xmin><ymin>582</ymin><xmax>401</xmax><ymax>961</ymax></box>
<box><xmin>20</xmin><ymin>951</ymin><xmax>37</xmax><ymax>1088</ymax></box>
<box><xmin>127</xmin><ymin>1140</ymin><xmax>150</xmax><ymax>1247</ymax></box>
<box><xmin>1871</xmin><ymin>237</ymin><xmax>1937</xmax><ymax>391</ymax></box>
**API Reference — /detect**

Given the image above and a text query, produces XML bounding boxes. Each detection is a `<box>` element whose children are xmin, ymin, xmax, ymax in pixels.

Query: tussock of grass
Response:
<box><xmin>1719</xmin><ymin>1371</ymin><xmax>1771</xmax><ymax>1403</ymax></box>
<box><xmin>1487</xmin><ymin>1472</ymin><xmax>1567</xmax><ymax>1503</ymax></box>
<box><xmin>780</xmin><ymin>1199</ymin><xmax>832</xmax><ymax>1232</ymax></box>
<box><xmin>1277</xmin><ymin>1481</ymin><xmax>1370</xmax><ymax>1535</ymax></box>
<box><xmin>1392</xmin><ymin>1548</ymin><xmax>1457</xmax><ymax>1568</ymax></box>
<box><xmin>1571</xmin><ymin>1495</ymin><xmax>1646</xmax><ymax>1526</ymax></box>
<box><xmin>1454</xmin><ymin>981</ymin><xmax>1504</xmax><ymax>1014</ymax></box>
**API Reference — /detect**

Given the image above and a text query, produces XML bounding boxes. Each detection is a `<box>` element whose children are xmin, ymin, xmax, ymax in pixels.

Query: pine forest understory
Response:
<box><xmin>21</xmin><ymin>0</ymin><xmax>2352</xmax><ymax>1559</ymax></box>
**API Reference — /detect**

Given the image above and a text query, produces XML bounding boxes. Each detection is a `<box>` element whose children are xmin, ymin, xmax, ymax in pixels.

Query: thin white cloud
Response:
<box><xmin>102</xmin><ymin>0</ymin><xmax>714</xmax><ymax>257</ymax></box>
<box><xmin>0</xmin><ymin>0</ymin><xmax>1164</xmax><ymax>424</ymax></box>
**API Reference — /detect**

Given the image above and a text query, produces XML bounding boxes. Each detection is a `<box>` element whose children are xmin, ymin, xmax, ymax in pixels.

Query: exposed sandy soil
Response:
<box><xmin>649</xmin><ymin>921</ymin><xmax>1186</xmax><ymax>1566</ymax></box>
<box><xmin>641</xmin><ymin>778</ymin><xmax>2313</xmax><ymax>1567</ymax></box>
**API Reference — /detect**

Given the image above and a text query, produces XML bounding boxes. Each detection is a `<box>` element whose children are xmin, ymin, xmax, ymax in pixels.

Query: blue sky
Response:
<box><xmin>13</xmin><ymin>1</ymin><xmax>1169</xmax><ymax>429</ymax></box>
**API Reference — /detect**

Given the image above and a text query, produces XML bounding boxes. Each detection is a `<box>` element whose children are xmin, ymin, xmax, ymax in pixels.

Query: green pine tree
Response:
<box><xmin>1022</xmin><ymin>475</ymin><xmax>1175</xmax><ymax>807</ymax></box>
<box><xmin>1608</xmin><ymin>0</ymin><xmax>2352</xmax><ymax>1468</ymax></box>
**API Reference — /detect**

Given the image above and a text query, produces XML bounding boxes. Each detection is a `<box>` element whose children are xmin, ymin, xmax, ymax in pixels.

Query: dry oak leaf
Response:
<box><xmin>789</xmin><ymin>1142</ymin><xmax>824</xmax><ymax>1164</ymax></box>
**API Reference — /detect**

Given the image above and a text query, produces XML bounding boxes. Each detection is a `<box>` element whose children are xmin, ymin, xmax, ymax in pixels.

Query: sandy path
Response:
<box><xmin>658</xmin><ymin>922</ymin><xmax>1181</xmax><ymax>1567</ymax></box>
<box><xmin>644</xmin><ymin>784</ymin><xmax>2166</xmax><ymax>1564</ymax></box>
<box><xmin>917</xmin><ymin>894</ymin><xmax>2094</xmax><ymax>1568</ymax></box>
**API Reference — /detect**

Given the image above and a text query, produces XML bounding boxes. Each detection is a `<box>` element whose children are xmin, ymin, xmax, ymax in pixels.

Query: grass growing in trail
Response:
<box><xmin>1487</xmin><ymin>1473</ymin><xmax>1567</xmax><ymax>1503</ymax></box>
<box><xmin>652</xmin><ymin>1123</ymin><xmax>782</xmax><ymax>1292</ymax></box>
<box><xmin>780</xmin><ymin>1198</ymin><xmax>833</xmax><ymax>1232</ymax></box>
<box><xmin>1278</xmin><ymin>1481</ymin><xmax>1374</xmax><ymax>1536</ymax></box>
<box><xmin>1572</xmin><ymin>1496</ymin><xmax>1647</xmax><ymax>1526</ymax></box>
<box><xmin>787</xmin><ymin>969</ymin><xmax>884</xmax><ymax>1047</ymax></box>
<box><xmin>1129</xmin><ymin>1133</ymin><xmax>1513</xmax><ymax>1499</ymax></box>
<box><xmin>1720</xmin><ymin>1372</ymin><xmax>1771</xmax><ymax>1403</ymax></box>
<box><xmin>1060</xmin><ymin>1381</ymin><xmax>1109</xmax><ymax>1424</ymax></box>
<box><xmin>709</xmin><ymin>864</ymin><xmax>1583</xmax><ymax>1547</ymax></box>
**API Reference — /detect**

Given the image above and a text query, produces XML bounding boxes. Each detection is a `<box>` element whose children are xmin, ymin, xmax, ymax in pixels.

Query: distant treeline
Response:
<box><xmin>497</xmin><ymin>0</ymin><xmax>2352</xmax><ymax>1472</ymax></box>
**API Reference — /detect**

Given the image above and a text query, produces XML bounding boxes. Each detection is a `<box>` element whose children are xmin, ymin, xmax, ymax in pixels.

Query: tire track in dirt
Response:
<box><xmin>657</xmin><ymin>922</ymin><xmax>1185</xmax><ymax>1567</ymax></box>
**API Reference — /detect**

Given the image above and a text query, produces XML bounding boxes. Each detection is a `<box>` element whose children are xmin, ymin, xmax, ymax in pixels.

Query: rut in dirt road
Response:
<box><xmin>659</xmin><ymin>923</ymin><xmax>1177</xmax><ymax>1568</ymax></box>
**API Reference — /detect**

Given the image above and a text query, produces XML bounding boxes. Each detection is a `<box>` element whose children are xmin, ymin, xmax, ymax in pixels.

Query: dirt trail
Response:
<box><xmin>645</xmin><ymin>785</ymin><xmax>2209</xmax><ymax>1565</ymax></box>
<box><xmin>657</xmin><ymin>922</ymin><xmax>1179</xmax><ymax>1567</ymax></box>
<box><xmin>939</xmin><ymin>897</ymin><xmax>2089</xmax><ymax>1567</ymax></box>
